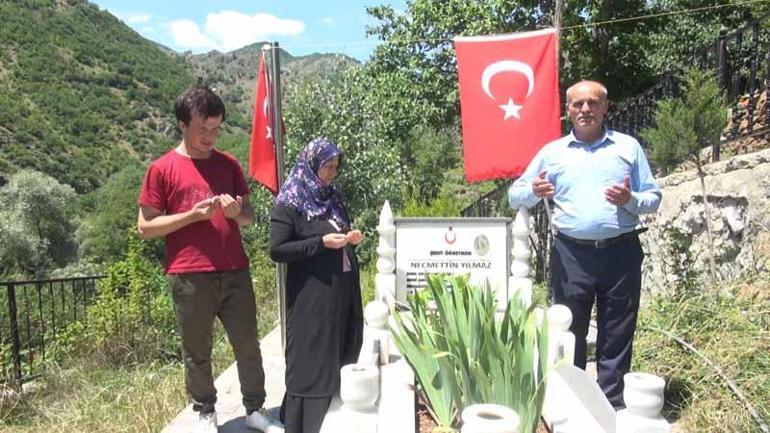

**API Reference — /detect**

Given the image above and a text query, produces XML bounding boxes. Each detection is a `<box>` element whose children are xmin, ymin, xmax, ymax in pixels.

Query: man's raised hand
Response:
<box><xmin>605</xmin><ymin>176</ymin><xmax>632</xmax><ymax>206</ymax></box>
<box><xmin>532</xmin><ymin>171</ymin><xmax>555</xmax><ymax>199</ymax></box>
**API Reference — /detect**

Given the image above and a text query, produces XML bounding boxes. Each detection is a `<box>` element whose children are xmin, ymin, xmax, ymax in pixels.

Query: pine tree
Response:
<box><xmin>642</xmin><ymin>68</ymin><xmax>729</xmax><ymax>288</ymax></box>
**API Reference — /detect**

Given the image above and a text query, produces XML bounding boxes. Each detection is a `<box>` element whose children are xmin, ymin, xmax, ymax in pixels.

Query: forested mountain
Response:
<box><xmin>188</xmin><ymin>44</ymin><xmax>359</xmax><ymax>130</ymax></box>
<box><xmin>0</xmin><ymin>0</ymin><xmax>358</xmax><ymax>193</ymax></box>
<box><xmin>0</xmin><ymin>0</ymin><xmax>192</xmax><ymax>193</ymax></box>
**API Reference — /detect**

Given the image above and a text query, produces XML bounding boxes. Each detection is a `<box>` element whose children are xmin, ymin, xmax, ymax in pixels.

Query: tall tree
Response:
<box><xmin>0</xmin><ymin>170</ymin><xmax>77</xmax><ymax>278</ymax></box>
<box><xmin>76</xmin><ymin>162</ymin><xmax>158</xmax><ymax>263</ymax></box>
<box><xmin>646</xmin><ymin>0</ymin><xmax>770</xmax><ymax>73</ymax></box>
<box><xmin>642</xmin><ymin>68</ymin><xmax>728</xmax><ymax>287</ymax></box>
<box><xmin>365</xmin><ymin>0</ymin><xmax>770</xmax><ymax>112</ymax></box>
<box><xmin>282</xmin><ymin>67</ymin><xmax>407</xmax><ymax>261</ymax></box>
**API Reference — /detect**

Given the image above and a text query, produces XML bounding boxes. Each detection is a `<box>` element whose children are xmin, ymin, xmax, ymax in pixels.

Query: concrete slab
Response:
<box><xmin>320</xmin><ymin>327</ymin><xmax>415</xmax><ymax>433</ymax></box>
<box><xmin>163</xmin><ymin>325</ymin><xmax>415</xmax><ymax>433</ymax></box>
<box><xmin>161</xmin><ymin>327</ymin><xmax>286</xmax><ymax>433</ymax></box>
<box><xmin>542</xmin><ymin>363</ymin><xmax>616</xmax><ymax>433</ymax></box>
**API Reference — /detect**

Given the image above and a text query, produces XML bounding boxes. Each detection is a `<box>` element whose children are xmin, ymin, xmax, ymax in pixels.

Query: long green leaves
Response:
<box><xmin>390</xmin><ymin>274</ymin><xmax>549</xmax><ymax>432</ymax></box>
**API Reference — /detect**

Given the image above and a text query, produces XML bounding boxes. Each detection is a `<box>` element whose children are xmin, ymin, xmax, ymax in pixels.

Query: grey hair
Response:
<box><xmin>566</xmin><ymin>81</ymin><xmax>608</xmax><ymax>101</ymax></box>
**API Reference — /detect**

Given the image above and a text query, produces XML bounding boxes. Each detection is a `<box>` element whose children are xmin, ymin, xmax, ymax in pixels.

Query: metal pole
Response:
<box><xmin>716</xmin><ymin>30</ymin><xmax>728</xmax><ymax>88</ymax></box>
<box><xmin>7</xmin><ymin>283</ymin><xmax>22</xmax><ymax>389</ymax></box>
<box><xmin>554</xmin><ymin>0</ymin><xmax>564</xmax><ymax>70</ymax></box>
<box><xmin>268</xmin><ymin>42</ymin><xmax>288</xmax><ymax>350</ymax></box>
<box><xmin>534</xmin><ymin>0</ymin><xmax>563</xmax><ymax>240</ymax></box>
<box><xmin>554</xmin><ymin>0</ymin><xmax>564</xmax><ymax>123</ymax></box>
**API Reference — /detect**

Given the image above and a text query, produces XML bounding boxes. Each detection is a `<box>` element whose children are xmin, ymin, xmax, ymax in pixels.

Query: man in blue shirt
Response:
<box><xmin>509</xmin><ymin>80</ymin><xmax>661</xmax><ymax>408</ymax></box>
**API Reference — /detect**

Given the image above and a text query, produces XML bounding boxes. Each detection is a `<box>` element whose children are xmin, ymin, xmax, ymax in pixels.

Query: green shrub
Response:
<box><xmin>400</xmin><ymin>195</ymin><xmax>461</xmax><ymax>218</ymax></box>
<box><xmin>391</xmin><ymin>274</ymin><xmax>549</xmax><ymax>432</ymax></box>
<box><xmin>55</xmin><ymin>233</ymin><xmax>177</xmax><ymax>364</ymax></box>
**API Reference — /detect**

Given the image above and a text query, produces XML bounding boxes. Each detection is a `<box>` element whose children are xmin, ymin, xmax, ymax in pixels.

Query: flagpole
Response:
<box><xmin>554</xmin><ymin>0</ymin><xmax>564</xmax><ymax>59</ymax></box>
<box><xmin>543</xmin><ymin>0</ymin><xmax>564</xmax><ymax>237</ymax></box>
<box><xmin>267</xmin><ymin>42</ymin><xmax>288</xmax><ymax>350</ymax></box>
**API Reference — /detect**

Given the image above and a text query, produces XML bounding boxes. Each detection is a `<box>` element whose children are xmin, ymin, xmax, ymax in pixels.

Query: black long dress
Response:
<box><xmin>269</xmin><ymin>204</ymin><xmax>363</xmax><ymax>433</ymax></box>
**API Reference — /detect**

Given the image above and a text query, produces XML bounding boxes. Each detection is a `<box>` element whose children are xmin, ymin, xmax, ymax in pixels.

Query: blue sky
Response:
<box><xmin>91</xmin><ymin>0</ymin><xmax>407</xmax><ymax>61</ymax></box>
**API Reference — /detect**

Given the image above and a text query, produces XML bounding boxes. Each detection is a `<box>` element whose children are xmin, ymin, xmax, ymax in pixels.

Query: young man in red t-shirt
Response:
<box><xmin>138</xmin><ymin>85</ymin><xmax>282</xmax><ymax>433</ymax></box>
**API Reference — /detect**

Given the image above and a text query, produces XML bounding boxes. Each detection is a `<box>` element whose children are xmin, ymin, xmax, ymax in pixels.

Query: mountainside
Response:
<box><xmin>187</xmin><ymin>43</ymin><xmax>359</xmax><ymax>130</ymax></box>
<box><xmin>0</xmin><ymin>0</ymin><xmax>194</xmax><ymax>192</ymax></box>
<box><xmin>0</xmin><ymin>0</ymin><xmax>360</xmax><ymax>193</ymax></box>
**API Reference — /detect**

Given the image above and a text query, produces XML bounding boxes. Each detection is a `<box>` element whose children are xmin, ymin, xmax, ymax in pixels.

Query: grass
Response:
<box><xmin>0</xmin><ymin>360</ymin><xmax>187</xmax><ymax>433</ymax></box>
<box><xmin>360</xmin><ymin>264</ymin><xmax>376</xmax><ymax>306</ymax></box>
<box><xmin>0</xmin><ymin>322</ymin><xmax>256</xmax><ymax>433</ymax></box>
<box><xmin>632</xmin><ymin>276</ymin><xmax>770</xmax><ymax>432</ymax></box>
<box><xmin>3</xmin><ymin>259</ymin><xmax>767</xmax><ymax>433</ymax></box>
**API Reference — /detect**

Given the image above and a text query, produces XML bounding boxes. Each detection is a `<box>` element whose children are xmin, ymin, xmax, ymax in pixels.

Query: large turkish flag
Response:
<box><xmin>455</xmin><ymin>29</ymin><xmax>561</xmax><ymax>182</ymax></box>
<box><xmin>249</xmin><ymin>52</ymin><xmax>278</xmax><ymax>194</ymax></box>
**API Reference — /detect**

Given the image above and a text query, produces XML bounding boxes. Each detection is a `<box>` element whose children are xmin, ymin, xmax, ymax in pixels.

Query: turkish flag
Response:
<box><xmin>455</xmin><ymin>28</ymin><xmax>561</xmax><ymax>182</ymax></box>
<box><xmin>249</xmin><ymin>52</ymin><xmax>278</xmax><ymax>194</ymax></box>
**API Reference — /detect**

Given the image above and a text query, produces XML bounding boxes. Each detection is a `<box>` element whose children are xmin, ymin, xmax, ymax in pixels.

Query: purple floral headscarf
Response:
<box><xmin>276</xmin><ymin>138</ymin><xmax>350</xmax><ymax>229</ymax></box>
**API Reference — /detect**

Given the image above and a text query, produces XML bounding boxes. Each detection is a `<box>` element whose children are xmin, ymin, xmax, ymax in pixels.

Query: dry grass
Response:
<box><xmin>633</xmin><ymin>276</ymin><xmax>770</xmax><ymax>432</ymax></box>
<box><xmin>0</xmin><ymin>326</ymin><xmax>237</xmax><ymax>433</ymax></box>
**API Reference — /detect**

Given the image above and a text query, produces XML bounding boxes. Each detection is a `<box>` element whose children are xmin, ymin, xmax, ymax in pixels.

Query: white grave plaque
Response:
<box><xmin>395</xmin><ymin>218</ymin><xmax>510</xmax><ymax>297</ymax></box>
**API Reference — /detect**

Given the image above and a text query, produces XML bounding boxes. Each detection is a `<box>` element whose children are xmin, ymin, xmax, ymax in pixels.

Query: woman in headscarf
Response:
<box><xmin>269</xmin><ymin>138</ymin><xmax>364</xmax><ymax>433</ymax></box>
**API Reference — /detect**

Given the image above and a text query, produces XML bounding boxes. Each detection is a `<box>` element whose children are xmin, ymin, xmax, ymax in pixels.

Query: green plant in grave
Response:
<box><xmin>391</xmin><ymin>274</ymin><xmax>549</xmax><ymax>432</ymax></box>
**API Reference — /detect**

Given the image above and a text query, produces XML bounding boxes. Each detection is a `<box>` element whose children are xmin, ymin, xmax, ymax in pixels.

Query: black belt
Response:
<box><xmin>556</xmin><ymin>228</ymin><xmax>647</xmax><ymax>249</ymax></box>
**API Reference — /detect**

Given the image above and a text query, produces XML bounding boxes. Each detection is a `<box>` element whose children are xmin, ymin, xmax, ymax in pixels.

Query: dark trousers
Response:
<box><xmin>280</xmin><ymin>394</ymin><xmax>333</xmax><ymax>433</ymax></box>
<box><xmin>550</xmin><ymin>235</ymin><xmax>643</xmax><ymax>407</ymax></box>
<box><xmin>168</xmin><ymin>269</ymin><xmax>267</xmax><ymax>414</ymax></box>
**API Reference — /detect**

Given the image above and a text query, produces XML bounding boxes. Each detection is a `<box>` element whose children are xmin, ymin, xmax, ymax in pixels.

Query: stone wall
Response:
<box><xmin>640</xmin><ymin>148</ymin><xmax>770</xmax><ymax>293</ymax></box>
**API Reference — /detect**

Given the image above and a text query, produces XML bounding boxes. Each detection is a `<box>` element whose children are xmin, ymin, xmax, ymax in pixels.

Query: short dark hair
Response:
<box><xmin>174</xmin><ymin>85</ymin><xmax>227</xmax><ymax>125</ymax></box>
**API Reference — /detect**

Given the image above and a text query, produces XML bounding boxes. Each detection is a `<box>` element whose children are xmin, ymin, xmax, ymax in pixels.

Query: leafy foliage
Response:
<box><xmin>642</xmin><ymin>69</ymin><xmax>729</xmax><ymax>285</ymax></box>
<box><xmin>405</xmin><ymin>125</ymin><xmax>462</xmax><ymax>202</ymax></box>
<box><xmin>367</xmin><ymin>0</ymin><xmax>551</xmax><ymax>128</ymax></box>
<box><xmin>641</xmin><ymin>96</ymin><xmax>698</xmax><ymax>175</ymax></box>
<box><xmin>366</xmin><ymin>0</ymin><xmax>770</xmax><ymax>110</ymax></box>
<box><xmin>0</xmin><ymin>170</ymin><xmax>77</xmax><ymax>278</ymax></box>
<box><xmin>646</xmin><ymin>1</ymin><xmax>770</xmax><ymax>73</ymax></box>
<box><xmin>56</xmin><ymin>232</ymin><xmax>177</xmax><ymax>365</ymax></box>
<box><xmin>642</xmin><ymin>68</ymin><xmax>728</xmax><ymax>174</ymax></box>
<box><xmin>391</xmin><ymin>274</ymin><xmax>549</xmax><ymax>432</ymax></box>
<box><xmin>283</xmin><ymin>66</ymin><xmax>406</xmax><ymax>263</ymax></box>
<box><xmin>400</xmin><ymin>195</ymin><xmax>461</xmax><ymax>218</ymax></box>
<box><xmin>76</xmin><ymin>161</ymin><xmax>162</xmax><ymax>263</ymax></box>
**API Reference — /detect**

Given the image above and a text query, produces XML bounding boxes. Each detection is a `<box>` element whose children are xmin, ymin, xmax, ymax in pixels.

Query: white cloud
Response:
<box><xmin>107</xmin><ymin>8</ymin><xmax>152</xmax><ymax>25</ymax></box>
<box><xmin>125</xmin><ymin>13</ymin><xmax>152</xmax><ymax>24</ymax></box>
<box><xmin>169</xmin><ymin>11</ymin><xmax>305</xmax><ymax>52</ymax></box>
<box><xmin>170</xmin><ymin>20</ymin><xmax>214</xmax><ymax>49</ymax></box>
<box><xmin>322</xmin><ymin>17</ymin><xmax>335</xmax><ymax>27</ymax></box>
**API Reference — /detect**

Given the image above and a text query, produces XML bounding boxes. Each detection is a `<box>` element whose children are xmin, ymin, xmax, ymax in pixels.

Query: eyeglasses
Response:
<box><xmin>195</xmin><ymin>126</ymin><xmax>220</xmax><ymax>138</ymax></box>
<box><xmin>320</xmin><ymin>160</ymin><xmax>339</xmax><ymax>171</ymax></box>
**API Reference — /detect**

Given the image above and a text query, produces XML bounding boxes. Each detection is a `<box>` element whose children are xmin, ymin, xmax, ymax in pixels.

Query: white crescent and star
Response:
<box><xmin>480</xmin><ymin>60</ymin><xmax>535</xmax><ymax>121</ymax></box>
<box><xmin>263</xmin><ymin>98</ymin><xmax>272</xmax><ymax>139</ymax></box>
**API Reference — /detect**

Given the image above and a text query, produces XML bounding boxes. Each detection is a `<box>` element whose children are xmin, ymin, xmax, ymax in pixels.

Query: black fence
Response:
<box><xmin>605</xmin><ymin>72</ymin><xmax>679</xmax><ymax>148</ymax></box>
<box><xmin>0</xmin><ymin>276</ymin><xmax>104</xmax><ymax>388</ymax></box>
<box><xmin>606</xmin><ymin>12</ymin><xmax>770</xmax><ymax>162</ymax></box>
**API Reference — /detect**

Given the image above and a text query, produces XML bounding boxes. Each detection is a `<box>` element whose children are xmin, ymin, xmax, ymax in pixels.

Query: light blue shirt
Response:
<box><xmin>508</xmin><ymin>129</ymin><xmax>661</xmax><ymax>240</ymax></box>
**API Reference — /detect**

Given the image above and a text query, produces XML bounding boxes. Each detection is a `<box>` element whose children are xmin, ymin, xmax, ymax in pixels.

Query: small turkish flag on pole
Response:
<box><xmin>249</xmin><ymin>51</ymin><xmax>278</xmax><ymax>194</ymax></box>
<box><xmin>455</xmin><ymin>28</ymin><xmax>561</xmax><ymax>182</ymax></box>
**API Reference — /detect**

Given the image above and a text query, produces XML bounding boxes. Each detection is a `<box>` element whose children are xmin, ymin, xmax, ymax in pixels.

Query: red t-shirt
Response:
<box><xmin>138</xmin><ymin>149</ymin><xmax>250</xmax><ymax>274</ymax></box>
